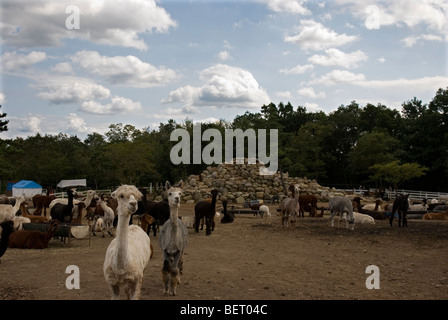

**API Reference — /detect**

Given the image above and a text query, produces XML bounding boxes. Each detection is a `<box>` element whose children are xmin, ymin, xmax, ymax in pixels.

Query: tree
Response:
<box><xmin>0</xmin><ymin>105</ymin><xmax>8</xmax><ymax>132</ymax></box>
<box><xmin>347</xmin><ymin>131</ymin><xmax>402</xmax><ymax>186</ymax></box>
<box><xmin>369</xmin><ymin>161</ymin><xmax>428</xmax><ymax>191</ymax></box>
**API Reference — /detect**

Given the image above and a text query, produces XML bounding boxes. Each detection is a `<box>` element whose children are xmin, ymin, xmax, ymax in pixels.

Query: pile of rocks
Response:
<box><xmin>176</xmin><ymin>160</ymin><xmax>337</xmax><ymax>204</ymax></box>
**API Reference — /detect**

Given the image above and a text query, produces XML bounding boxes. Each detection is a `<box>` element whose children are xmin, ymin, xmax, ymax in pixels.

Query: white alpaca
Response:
<box><xmin>259</xmin><ymin>205</ymin><xmax>271</xmax><ymax>218</ymax></box>
<box><xmin>49</xmin><ymin>189</ymin><xmax>96</xmax><ymax>213</ymax></box>
<box><xmin>343</xmin><ymin>211</ymin><xmax>375</xmax><ymax>225</ymax></box>
<box><xmin>158</xmin><ymin>180</ymin><xmax>188</xmax><ymax>296</ymax></box>
<box><xmin>98</xmin><ymin>195</ymin><xmax>115</xmax><ymax>237</ymax></box>
<box><xmin>103</xmin><ymin>185</ymin><xmax>152</xmax><ymax>300</ymax></box>
<box><xmin>362</xmin><ymin>198</ymin><xmax>382</xmax><ymax>211</ymax></box>
<box><xmin>279</xmin><ymin>184</ymin><xmax>300</xmax><ymax>227</ymax></box>
<box><xmin>0</xmin><ymin>195</ymin><xmax>26</xmax><ymax>223</ymax></box>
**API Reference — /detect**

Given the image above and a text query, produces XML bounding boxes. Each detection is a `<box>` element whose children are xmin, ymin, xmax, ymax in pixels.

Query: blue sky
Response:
<box><xmin>1</xmin><ymin>0</ymin><xmax>447</xmax><ymax>139</ymax></box>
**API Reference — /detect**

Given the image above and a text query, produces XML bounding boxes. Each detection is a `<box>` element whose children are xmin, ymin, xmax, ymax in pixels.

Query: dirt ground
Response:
<box><xmin>0</xmin><ymin>202</ymin><xmax>447</xmax><ymax>301</ymax></box>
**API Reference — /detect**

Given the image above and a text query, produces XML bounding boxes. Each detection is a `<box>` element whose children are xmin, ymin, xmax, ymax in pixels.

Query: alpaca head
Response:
<box><xmin>289</xmin><ymin>184</ymin><xmax>300</xmax><ymax>198</ymax></box>
<box><xmin>111</xmin><ymin>185</ymin><xmax>143</xmax><ymax>215</ymax></box>
<box><xmin>166</xmin><ymin>180</ymin><xmax>183</xmax><ymax>208</ymax></box>
<box><xmin>15</xmin><ymin>195</ymin><xmax>26</xmax><ymax>205</ymax></box>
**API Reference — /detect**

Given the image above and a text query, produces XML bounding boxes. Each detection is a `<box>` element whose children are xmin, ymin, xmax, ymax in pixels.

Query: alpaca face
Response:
<box><xmin>111</xmin><ymin>185</ymin><xmax>143</xmax><ymax>215</ymax></box>
<box><xmin>165</xmin><ymin>180</ymin><xmax>183</xmax><ymax>208</ymax></box>
<box><xmin>167</xmin><ymin>188</ymin><xmax>182</xmax><ymax>208</ymax></box>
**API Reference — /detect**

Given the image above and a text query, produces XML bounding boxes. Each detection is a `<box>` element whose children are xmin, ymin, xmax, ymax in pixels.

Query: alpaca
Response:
<box><xmin>278</xmin><ymin>184</ymin><xmax>300</xmax><ymax>227</ymax></box>
<box><xmin>220</xmin><ymin>200</ymin><xmax>235</xmax><ymax>223</ymax></box>
<box><xmin>362</xmin><ymin>199</ymin><xmax>382</xmax><ymax>211</ymax></box>
<box><xmin>0</xmin><ymin>195</ymin><xmax>26</xmax><ymax>224</ymax></box>
<box><xmin>71</xmin><ymin>190</ymin><xmax>98</xmax><ymax>222</ymax></box>
<box><xmin>8</xmin><ymin>220</ymin><xmax>58</xmax><ymax>249</ymax></box>
<box><xmin>96</xmin><ymin>194</ymin><xmax>115</xmax><ymax>237</ymax></box>
<box><xmin>352</xmin><ymin>197</ymin><xmax>385</xmax><ymax>220</ymax></box>
<box><xmin>19</xmin><ymin>202</ymin><xmax>48</xmax><ymax>223</ymax></box>
<box><xmin>194</xmin><ymin>189</ymin><xmax>219</xmax><ymax>235</ymax></box>
<box><xmin>158</xmin><ymin>181</ymin><xmax>188</xmax><ymax>296</ymax></box>
<box><xmin>50</xmin><ymin>188</ymin><xmax>76</xmax><ymax>223</ymax></box>
<box><xmin>299</xmin><ymin>194</ymin><xmax>318</xmax><ymax>217</ymax></box>
<box><xmin>259</xmin><ymin>205</ymin><xmax>271</xmax><ymax>218</ymax></box>
<box><xmin>32</xmin><ymin>193</ymin><xmax>56</xmax><ymax>217</ymax></box>
<box><xmin>146</xmin><ymin>200</ymin><xmax>170</xmax><ymax>236</ymax></box>
<box><xmin>0</xmin><ymin>220</ymin><xmax>14</xmax><ymax>263</ymax></box>
<box><xmin>390</xmin><ymin>194</ymin><xmax>409</xmax><ymax>227</ymax></box>
<box><xmin>329</xmin><ymin>196</ymin><xmax>355</xmax><ymax>230</ymax></box>
<box><xmin>103</xmin><ymin>185</ymin><xmax>152</xmax><ymax>300</ymax></box>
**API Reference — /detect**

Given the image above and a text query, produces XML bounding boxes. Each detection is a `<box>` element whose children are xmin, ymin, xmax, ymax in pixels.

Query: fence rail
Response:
<box><xmin>336</xmin><ymin>188</ymin><xmax>448</xmax><ymax>202</ymax></box>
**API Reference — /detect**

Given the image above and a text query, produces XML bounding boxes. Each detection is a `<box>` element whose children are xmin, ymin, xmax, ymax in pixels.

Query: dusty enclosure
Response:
<box><xmin>0</xmin><ymin>202</ymin><xmax>447</xmax><ymax>302</ymax></box>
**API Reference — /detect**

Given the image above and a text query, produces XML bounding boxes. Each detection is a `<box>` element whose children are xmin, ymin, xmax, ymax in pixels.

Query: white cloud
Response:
<box><xmin>51</xmin><ymin>62</ymin><xmax>74</xmax><ymax>74</ymax></box>
<box><xmin>337</xmin><ymin>0</ymin><xmax>448</xmax><ymax>34</ymax></box>
<box><xmin>308</xmin><ymin>69</ymin><xmax>366</xmax><ymax>86</ymax></box>
<box><xmin>308</xmin><ymin>48</ymin><xmax>368</xmax><ymax>69</ymax></box>
<box><xmin>163</xmin><ymin>64</ymin><xmax>270</xmax><ymax>108</ymax></box>
<box><xmin>304</xmin><ymin>102</ymin><xmax>321</xmax><ymax>111</ymax></box>
<box><xmin>71</xmin><ymin>51</ymin><xmax>178</xmax><ymax>87</ymax></box>
<box><xmin>280</xmin><ymin>64</ymin><xmax>314</xmax><ymax>75</ymax></box>
<box><xmin>34</xmin><ymin>76</ymin><xmax>111</xmax><ymax>104</ymax></box>
<box><xmin>401</xmin><ymin>34</ymin><xmax>444</xmax><ymax>47</ymax></box>
<box><xmin>1</xmin><ymin>0</ymin><xmax>177</xmax><ymax>50</ymax></box>
<box><xmin>262</xmin><ymin>0</ymin><xmax>311</xmax><ymax>15</ymax></box>
<box><xmin>1</xmin><ymin>51</ymin><xmax>47</xmax><ymax>72</ymax></box>
<box><xmin>10</xmin><ymin>114</ymin><xmax>43</xmax><ymax>134</ymax></box>
<box><xmin>284</xmin><ymin>20</ymin><xmax>359</xmax><ymax>51</ymax></box>
<box><xmin>80</xmin><ymin>96</ymin><xmax>142</xmax><ymax>115</ymax></box>
<box><xmin>67</xmin><ymin>113</ymin><xmax>90</xmax><ymax>134</ymax></box>
<box><xmin>0</xmin><ymin>93</ymin><xmax>6</xmax><ymax>105</ymax></box>
<box><xmin>298</xmin><ymin>87</ymin><xmax>326</xmax><ymax>99</ymax></box>
<box><xmin>217</xmin><ymin>50</ymin><xmax>232</xmax><ymax>61</ymax></box>
<box><xmin>357</xmin><ymin>76</ymin><xmax>448</xmax><ymax>93</ymax></box>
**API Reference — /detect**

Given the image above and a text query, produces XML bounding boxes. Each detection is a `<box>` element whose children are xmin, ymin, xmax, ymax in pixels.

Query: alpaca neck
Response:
<box><xmin>211</xmin><ymin>195</ymin><xmax>217</xmax><ymax>209</ymax></box>
<box><xmin>115</xmin><ymin>209</ymin><xmax>130</xmax><ymax>269</ymax></box>
<box><xmin>169</xmin><ymin>205</ymin><xmax>179</xmax><ymax>231</ymax></box>
<box><xmin>67</xmin><ymin>192</ymin><xmax>74</xmax><ymax>209</ymax></box>
<box><xmin>13</xmin><ymin>199</ymin><xmax>23</xmax><ymax>214</ymax></box>
<box><xmin>294</xmin><ymin>190</ymin><xmax>299</xmax><ymax>204</ymax></box>
<box><xmin>84</xmin><ymin>193</ymin><xmax>94</xmax><ymax>208</ymax></box>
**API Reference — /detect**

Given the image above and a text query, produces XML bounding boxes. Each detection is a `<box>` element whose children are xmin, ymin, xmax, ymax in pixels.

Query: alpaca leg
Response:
<box><xmin>194</xmin><ymin>216</ymin><xmax>201</xmax><ymax>233</ymax></box>
<box><xmin>110</xmin><ymin>284</ymin><xmax>120</xmax><ymax>300</ymax></box>
<box><xmin>389</xmin><ymin>212</ymin><xmax>395</xmax><ymax>227</ymax></box>
<box><xmin>129</xmin><ymin>281</ymin><xmax>142</xmax><ymax>300</ymax></box>
<box><xmin>170</xmin><ymin>267</ymin><xmax>180</xmax><ymax>296</ymax></box>
<box><xmin>162</xmin><ymin>260</ymin><xmax>171</xmax><ymax>294</ymax></box>
<box><xmin>205</xmin><ymin>216</ymin><xmax>212</xmax><ymax>235</ymax></box>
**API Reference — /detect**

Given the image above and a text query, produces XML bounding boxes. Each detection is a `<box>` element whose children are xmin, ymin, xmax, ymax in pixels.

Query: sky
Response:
<box><xmin>0</xmin><ymin>0</ymin><xmax>447</xmax><ymax>140</ymax></box>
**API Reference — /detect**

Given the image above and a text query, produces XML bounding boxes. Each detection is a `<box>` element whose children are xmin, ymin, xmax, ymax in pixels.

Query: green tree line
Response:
<box><xmin>0</xmin><ymin>87</ymin><xmax>447</xmax><ymax>192</ymax></box>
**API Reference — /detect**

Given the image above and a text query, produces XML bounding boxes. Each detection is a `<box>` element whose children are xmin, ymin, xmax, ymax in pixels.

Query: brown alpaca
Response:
<box><xmin>19</xmin><ymin>202</ymin><xmax>48</xmax><ymax>223</ymax></box>
<box><xmin>8</xmin><ymin>221</ymin><xmax>58</xmax><ymax>249</ymax></box>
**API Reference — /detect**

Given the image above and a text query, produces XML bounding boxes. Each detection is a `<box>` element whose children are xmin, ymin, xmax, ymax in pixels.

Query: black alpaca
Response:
<box><xmin>220</xmin><ymin>200</ymin><xmax>234</xmax><ymax>223</ymax></box>
<box><xmin>146</xmin><ymin>200</ymin><xmax>170</xmax><ymax>236</ymax></box>
<box><xmin>390</xmin><ymin>194</ymin><xmax>409</xmax><ymax>227</ymax></box>
<box><xmin>0</xmin><ymin>220</ymin><xmax>15</xmax><ymax>262</ymax></box>
<box><xmin>50</xmin><ymin>188</ymin><xmax>75</xmax><ymax>223</ymax></box>
<box><xmin>194</xmin><ymin>189</ymin><xmax>218</xmax><ymax>236</ymax></box>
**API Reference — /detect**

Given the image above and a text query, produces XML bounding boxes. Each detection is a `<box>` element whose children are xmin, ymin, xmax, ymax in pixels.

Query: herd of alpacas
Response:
<box><xmin>1</xmin><ymin>181</ymin><xmax>447</xmax><ymax>299</ymax></box>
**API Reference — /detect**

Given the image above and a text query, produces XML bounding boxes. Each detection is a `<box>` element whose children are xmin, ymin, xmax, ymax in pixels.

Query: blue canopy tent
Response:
<box><xmin>12</xmin><ymin>180</ymin><xmax>42</xmax><ymax>197</ymax></box>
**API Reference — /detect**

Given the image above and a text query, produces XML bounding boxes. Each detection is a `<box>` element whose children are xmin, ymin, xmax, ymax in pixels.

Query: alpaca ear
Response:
<box><xmin>177</xmin><ymin>180</ymin><xmax>183</xmax><ymax>188</ymax></box>
<box><xmin>111</xmin><ymin>191</ymin><xmax>117</xmax><ymax>199</ymax></box>
<box><xmin>165</xmin><ymin>181</ymin><xmax>171</xmax><ymax>190</ymax></box>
